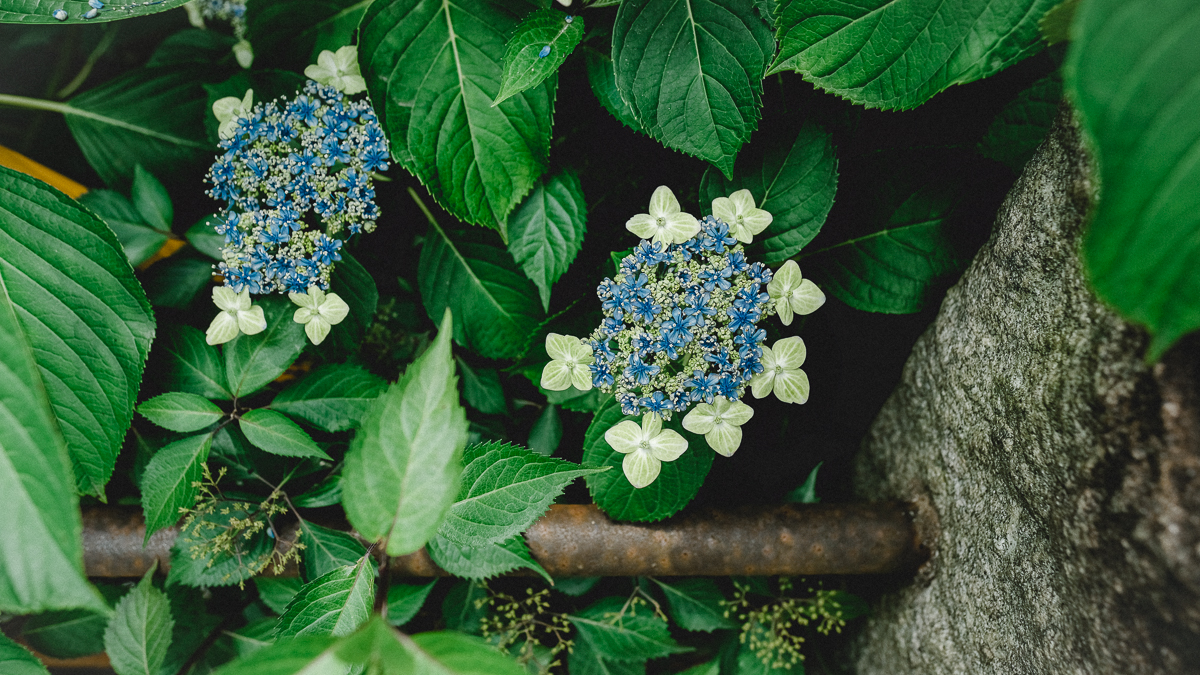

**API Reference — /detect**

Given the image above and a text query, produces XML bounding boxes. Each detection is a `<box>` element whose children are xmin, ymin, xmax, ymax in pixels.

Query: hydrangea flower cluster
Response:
<box><xmin>541</xmin><ymin>187</ymin><xmax>826</xmax><ymax>488</ymax></box>
<box><xmin>203</xmin><ymin>46</ymin><xmax>386</xmax><ymax>346</ymax></box>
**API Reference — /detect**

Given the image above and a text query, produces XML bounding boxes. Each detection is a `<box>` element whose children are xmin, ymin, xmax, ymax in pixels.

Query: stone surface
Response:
<box><xmin>851</xmin><ymin>110</ymin><xmax>1200</xmax><ymax>674</ymax></box>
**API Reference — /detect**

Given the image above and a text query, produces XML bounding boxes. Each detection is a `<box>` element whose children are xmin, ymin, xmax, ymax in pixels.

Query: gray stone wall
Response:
<box><xmin>850</xmin><ymin>110</ymin><xmax>1200</xmax><ymax>674</ymax></box>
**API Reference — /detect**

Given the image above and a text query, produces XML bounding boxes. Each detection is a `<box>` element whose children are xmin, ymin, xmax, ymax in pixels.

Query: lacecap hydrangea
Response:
<box><xmin>541</xmin><ymin>187</ymin><xmax>826</xmax><ymax>489</ymax></box>
<box><xmin>202</xmin><ymin>46</ymin><xmax>386</xmax><ymax>347</ymax></box>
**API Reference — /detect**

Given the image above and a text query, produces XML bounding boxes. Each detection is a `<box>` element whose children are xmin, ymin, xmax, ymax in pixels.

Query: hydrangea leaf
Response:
<box><xmin>385</xmin><ymin>581</ymin><xmax>437</xmax><ymax>628</ymax></box>
<box><xmin>583</xmin><ymin>397</ymin><xmax>713</xmax><ymax>522</ymax></box>
<box><xmin>76</xmin><ymin>189</ymin><xmax>168</xmax><ymax>267</ymax></box>
<box><xmin>568</xmin><ymin>637</ymin><xmax>645</xmax><ymax>675</ymax></box>
<box><xmin>223</xmin><ymin>296</ymin><xmax>306</xmax><ymax>398</ymax></box>
<box><xmin>137</xmin><ymin>393</ymin><xmax>224</xmax><ymax>433</ymax></box>
<box><xmin>156</xmin><ymin>326</ymin><xmax>231</xmax><ymax>400</ymax></box>
<box><xmin>437</xmin><ymin>441</ymin><xmax>604</xmax><ymax>547</ymax></box>
<box><xmin>584</xmin><ymin>39</ymin><xmax>642</xmax><ymax>133</ymax></box>
<box><xmin>18</xmin><ymin>583</ymin><xmax>124</xmax><ymax>659</ymax></box>
<box><xmin>343</xmin><ymin>310</ymin><xmax>469</xmax><ymax>556</ymax></box>
<box><xmin>978</xmin><ymin>74</ymin><xmax>1063</xmax><ymax>173</ymax></box>
<box><xmin>699</xmin><ymin>123</ymin><xmax>838</xmax><ymax>264</ymax></box>
<box><xmin>239</xmin><ymin>409</ymin><xmax>332</xmax><ymax>460</ymax></box>
<box><xmin>410</xmin><ymin>630</ymin><xmax>528</xmax><ymax>675</ymax></box>
<box><xmin>0</xmin><ymin>0</ymin><xmax>192</xmax><ymax>23</ymax></box>
<box><xmin>426</xmin><ymin>532</ymin><xmax>552</xmax><ymax>584</ymax></box>
<box><xmin>456</xmin><ymin>357</ymin><xmax>507</xmax><ymax>415</ymax></box>
<box><xmin>568</xmin><ymin>597</ymin><xmax>692</xmax><ymax>663</ymax></box>
<box><xmin>185</xmin><ymin>215</ymin><xmax>224</xmax><ymax>261</ymax></box>
<box><xmin>651</xmin><ymin>578</ymin><xmax>735</xmax><ymax>632</ymax></box>
<box><xmin>131</xmin><ymin>164</ymin><xmax>172</xmax><ymax>231</ymax></box>
<box><xmin>528</xmin><ymin>403</ymin><xmax>562</xmax><ymax>456</ymax></box>
<box><xmin>270</xmin><ymin>364</ymin><xmax>386</xmax><ymax>433</ymax></box>
<box><xmin>0</xmin><ymin>167</ymin><xmax>155</xmax><ymax>499</ymax></box>
<box><xmin>139</xmin><ymin>432</ymin><xmax>213</xmax><ymax>543</ymax></box>
<box><xmin>495</xmin><ymin>10</ymin><xmax>584</xmax><ymax>106</ymax></box>
<box><xmin>612</xmin><ymin>0</ymin><xmax>774</xmax><ymax>178</ymax></box>
<box><xmin>0</xmin><ymin>633</ymin><xmax>51</xmax><ymax>675</ymax></box>
<box><xmin>300</xmin><ymin>523</ymin><xmax>371</xmax><ymax>583</ymax></box>
<box><xmin>255</xmin><ymin>577</ymin><xmax>304</xmax><ymax>616</ymax></box>
<box><xmin>417</xmin><ymin>208</ymin><xmax>545</xmax><ymax>359</ymax></box>
<box><xmin>246</xmin><ymin>0</ymin><xmax>370</xmax><ymax>71</ymax></box>
<box><xmin>1068</xmin><ymin>0</ymin><xmax>1200</xmax><ymax>359</ymax></box>
<box><xmin>185</xmin><ymin>633</ymin><xmax>342</xmax><ymax>675</ymax></box>
<box><xmin>327</xmin><ymin>251</ymin><xmax>379</xmax><ymax>356</ymax></box>
<box><xmin>506</xmin><ymin>169</ymin><xmax>588</xmax><ymax>311</ymax></box>
<box><xmin>103</xmin><ymin>569</ymin><xmax>174</xmax><ymax>675</ymax></box>
<box><xmin>276</xmin><ymin>557</ymin><xmax>375</xmax><ymax>639</ymax></box>
<box><xmin>360</xmin><ymin>0</ymin><xmax>554</xmax><ymax>229</ymax></box>
<box><xmin>768</xmin><ymin>0</ymin><xmax>1060</xmax><ymax>110</ymax></box>
<box><xmin>785</xmin><ymin>461</ymin><xmax>822</xmax><ymax>503</ymax></box>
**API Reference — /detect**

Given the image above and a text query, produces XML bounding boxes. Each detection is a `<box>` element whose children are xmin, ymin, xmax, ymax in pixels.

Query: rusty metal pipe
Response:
<box><xmin>83</xmin><ymin>503</ymin><xmax>923</xmax><ymax>578</ymax></box>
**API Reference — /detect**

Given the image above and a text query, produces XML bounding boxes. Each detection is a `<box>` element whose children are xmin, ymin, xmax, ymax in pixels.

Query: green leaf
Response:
<box><xmin>0</xmin><ymin>635</ymin><xmax>49</xmax><ymax>675</ymax></box>
<box><xmin>139</xmin><ymin>432</ymin><xmax>213</xmax><ymax>543</ymax></box>
<box><xmin>77</xmin><ymin>189</ymin><xmax>168</xmax><ymax>266</ymax></box>
<box><xmin>104</xmin><ymin>569</ymin><xmax>174</xmax><ymax>675</ymax></box>
<box><xmin>977</xmin><ymin>74</ymin><xmax>1063</xmax><ymax>173</ymax></box>
<box><xmin>800</xmin><ymin>183</ymin><xmax>962</xmax><ymax>314</ymax></box>
<box><xmin>185</xmin><ymin>214</ymin><xmax>224</xmax><ymax>260</ymax></box>
<box><xmin>417</xmin><ymin>207</ymin><xmax>546</xmax><ymax>359</ymax></box>
<box><xmin>675</xmin><ymin>659</ymin><xmax>719</xmax><ymax>675</ymax></box>
<box><xmin>612</xmin><ymin>0</ymin><xmax>774</xmax><ymax>177</ymax></box>
<box><xmin>276</xmin><ymin>557</ymin><xmax>375</xmax><ymax>639</ymax></box>
<box><xmin>360</xmin><ymin>0</ymin><xmax>554</xmax><ymax>229</ymax></box>
<box><xmin>157</xmin><ymin>326</ymin><xmax>232</xmax><ymax>400</ymax></box>
<box><xmin>785</xmin><ymin>462</ymin><xmax>822</xmax><ymax>504</ymax></box>
<box><xmin>227</xmin><ymin>617</ymin><xmax>276</xmax><ymax>657</ymax></box>
<box><xmin>0</xmin><ymin>0</ymin><xmax>191</xmax><ymax>23</ymax></box>
<box><xmin>768</xmin><ymin>0</ymin><xmax>1058</xmax><ymax>110</ymax></box>
<box><xmin>327</xmin><ymin>250</ymin><xmax>379</xmax><ymax>355</ymax></box>
<box><xmin>568</xmin><ymin>638</ymin><xmax>645</xmax><ymax>675</ymax></box>
<box><xmin>552</xmin><ymin>576</ymin><xmax>599</xmax><ymax>597</ymax></box>
<box><xmin>651</xmin><ymin>578</ymin><xmax>734</xmax><ymax>632</ymax></box>
<box><xmin>245</xmin><ymin>0</ymin><xmax>371</xmax><ymax>70</ymax></box>
<box><xmin>224</xmin><ymin>296</ymin><xmax>306</xmax><ymax>398</ymax></box>
<box><xmin>410</xmin><ymin>630</ymin><xmax>527</xmax><ymax>675</ymax></box>
<box><xmin>157</xmin><ymin>583</ymin><xmax>224</xmax><ymax>675</ymax></box>
<box><xmin>239</xmin><ymin>409</ymin><xmax>331</xmax><ymax>460</ymax></box>
<box><xmin>254</xmin><ymin>577</ymin><xmax>304</xmax><ymax>616</ymax></box>
<box><xmin>568</xmin><ymin>597</ymin><xmax>691</xmax><ymax>662</ymax></box>
<box><xmin>583</xmin><ymin>396</ymin><xmax>712</xmax><ymax>522</ymax></box>
<box><xmin>138</xmin><ymin>393</ymin><xmax>225</xmax><ymax>433</ymax></box>
<box><xmin>142</xmin><ymin>256</ymin><xmax>214</xmax><ymax>310</ymax></box>
<box><xmin>699</xmin><ymin>123</ymin><xmax>839</xmax><ymax>264</ymax></box>
<box><xmin>145</xmin><ymin>28</ymin><xmax>237</xmax><ymax>68</ymax></box>
<box><xmin>385</xmin><ymin>581</ymin><xmax>436</xmax><ymax>627</ymax></box>
<box><xmin>528</xmin><ymin>403</ymin><xmax>562</xmax><ymax>456</ymax></box>
<box><xmin>301</xmin><ymin>522</ymin><xmax>370</xmax><ymax>582</ymax></box>
<box><xmin>167</xmin><ymin>503</ymin><xmax>275</xmax><ymax>588</ymax></box>
<box><xmin>293</xmin><ymin>468</ymin><xmax>344</xmax><ymax>509</ymax></box>
<box><xmin>584</xmin><ymin>42</ymin><xmax>642</xmax><ymax>133</ymax></box>
<box><xmin>271</xmin><ymin>364</ymin><xmax>386</xmax><ymax>432</ymax></box>
<box><xmin>131</xmin><ymin>165</ymin><xmax>172</xmax><ymax>231</ymax></box>
<box><xmin>495</xmin><ymin>9</ymin><xmax>584</xmax><ymax>106</ymax></box>
<box><xmin>506</xmin><ymin>169</ymin><xmax>588</xmax><ymax>310</ymax></box>
<box><xmin>66</xmin><ymin>66</ymin><xmax>214</xmax><ymax>187</ymax></box>
<box><xmin>343</xmin><ymin>309</ymin><xmax>469</xmax><ymax>556</ymax></box>
<box><xmin>1039</xmin><ymin>0</ymin><xmax>1079</xmax><ymax>46</ymax></box>
<box><xmin>442</xmin><ymin>580</ymin><xmax>488</xmax><ymax>634</ymax></box>
<box><xmin>426</xmin><ymin>533</ymin><xmax>551</xmax><ymax>583</ymax></box>
<box><xmin>203</xmin><ymin>633</ymin><xmax>342</xmax><ymax>675</ymax></box>
<box><xmin>19</xmin><ymin>583</ymin><xmax>124</xmax><ymax>658</ymax></box>
<box><xmin>1067</xmin><ymin>0</ymin><xmax>1200</xmax><ymax>358</ymax></box>
<box><xmin>0</xmin><ymin>166</ymin><xmax>155</xmax><ymax>499</ymax></box>
<box><xmin>457</xmin><ymin>357</ymin><xmax>507</xmax><ymax>415</ymax></box>
<box><xmin>439</xmin><ymin>441</ymin><xmax>601</xmax><ymax>546</ymax></box>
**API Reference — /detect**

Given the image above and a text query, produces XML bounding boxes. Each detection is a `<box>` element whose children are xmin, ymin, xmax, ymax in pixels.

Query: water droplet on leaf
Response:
<box><xmin>538</xmin><ymin>45</ymin><xmax>551</xmax><ymax>58</ymax></box>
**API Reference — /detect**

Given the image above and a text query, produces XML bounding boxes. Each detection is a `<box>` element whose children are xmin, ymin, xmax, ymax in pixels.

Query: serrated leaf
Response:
<box><xmin>0</xmin><ymin>166</ymin><xmax>155</xmax><ymax>499</ymax></box>
<box><xmin>0</xmin><ymin>0</ymin><xmax>191</xmax><ymax>23</ymax></box>
<box><xmin>271</xmin><ymin>364</ymin><xmax>387</xmax><ymax>432</ymax></box>
<box><xmin>583</xmin><ymin>396</ymin><xmax>712</xmax><ymax>522</ymax></box>
<box><xmin>167</xmin><ymin>503</ymin><xmax>275</xmax><ymax>588</ymax></box>
<box><xmin>1067</xmin><ymin>0</ymin><xmax>1200</xmax><ymax>358</ymax></box>
<box><xmin>800</xmin><ymin>184</ymin><xmax>961</xmax><ymax>314</ymax></box>
<box><xmin>239</xmin><ymin>409</ymin><xmax>331</xmax><ymax>460</ymax></box>
<box><xmin>255</xmin><ymin>577</ymin><xmax>304</xmax><ymax>615</ymax></box>
<box><xmin>584</xmin><ymin>42</ymin><xmax>642</xmax><ymax>133</ymax></box>
<box><xmin>785</xmin><ymin>461</ymin><xmax>821</xmax><ymax>504</ymax></box>
<box><xmin>568</xmin><ymin>638</ymin><xmax>645</xmax><ymax>675</ymax></box>
<box><xmin>104</xmin><ymin>569</ymin><xmax>174</xmax><ymax>675</ymax></box>
<box><xmin>768</xmin><ymin>0</ymin><xmax>1058</xmax><ymax>110</ymax></box>
<box><xmin>19</xmin><ymin>583</ymin><xmax>124</xmax><ymax>659</ymax></box>
<box><xmin>276</xmin><ymin>557</ymin><xmax>375</xmax><ymax>639</ymax></box>
<box><xmin>651</xmin><ymin>578</ymin><xmax>734</xmax><ymax>632</ymax></box>
<box><xmin>699</xmin><ymin>123</ymin><xmax>838</xmax><ymax>264</ymax></box>
<box><xmin>138</xmin><ymin>393</ymin><xmax>225</xmax><ymax>433</ymax></box>
<box><xmin>361</xmin><ymin>0</ymin><xmax>554</xmax><ymax>229</ymax></box>
<box><xmin>426</xmin><ymin>533</ymin><xmax>551</xmax><ymax>583</ymax></box>
<box><xmin>157</xmin><ymin>325</ymin><xmax>232</xmax><ymax>400</ymax></box>
<box><xmin>438</xmin><ymin>441</ymin><xmax>602</xmax><ymax>546</ymax></box>
<box><xmin>131</xmin><ymin>165</ymin><xmax>172</xmax><ymax>231</ymax></box>
<box><xmin>245</xmin><ymin>0</ymin><xmax>371</xmax><ymax>70</ymax></box>
<box><xmin>612</xmin><ymin>0</ymin><xmax>773</xmax><ymax>177</ymax></box>
<box><xmin>66</xmin><ymin>66</ymin><xmax>214</xmax><ymax>187</ymax></box>
<box><xmin>457</xmin><ymin>357</ymin><xmax>507</xmax><ymax>415</ymax></box>
<box><xmin>528</xmin><ymin>403</ymin><xmax>562</xmax><ymax>456</ymax></box>
<box><xmin>185</xmin><ymin>214</ymin><xmax>224</xmax><ymax>260</ymax></box>
<box><xmin>506</xmin><ymin>169</ymin><xmax>587</xmax><ymax>310</ymax></box>
<box><xmin>139</xmin><ymin>432</ymin><xmax>213</xmax><ymax>543</ymax></box>
<box><xmin>417</xmin><ymin>208</ymin><xmax>545</xmax><ymax>359</ymax></box>
<box><xmin>385</xmin><ymin>581</ymin><xmax>436</xmax><ymax>627</ymax></box>
<box><xmin>224</xmin><ymin>295</ymin><xmax>306</xmax><ymax>397</ymax></box>
<box><xmin>301</xmin><ymin>523</ymin><xmax>370</xmax><ymax>582</ymax></box>
<box><xmin>157</xmin><ymin>583</ymin><xmax>223</xmax><ymax>675</ymax></box>
<box><xmin>343</xmin><ymin>310</ymin><xmax>469</xmax><ymax>556</ymax></box>
<box><xmin>495</xmin><ymin>9</ymin><xmax>584</xmax><ymax>106</ymax></box>
<box><xmin>327</xmin><ymin>250</ymin><xmax>379</xmax><ymax>355</ymax></box>
<box><xmin>568</xmin><ymin>597</ymin><xmax>691</xmax><ymax>663</ymax></box>
<box><xmin>0</xmin><ymin>634</ymin><xmax>50</xmax><ymax>675</ymax></box>
<box><xmin>978</xmin><ymin>74</ymin><xmax>1063</xmax><ymax>173</ymax></box>
<box><xmin>77</xmin><ymin>189</ymin><xmax>168</xmax><ymax>266</ymax></box>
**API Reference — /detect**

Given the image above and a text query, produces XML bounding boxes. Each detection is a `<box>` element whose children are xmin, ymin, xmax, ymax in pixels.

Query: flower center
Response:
<box><xmin>655</xmin><ymin>216</ymin><xmax>666</xmax><ymax>229</ymax></box>
<box><xmin>736</xmin><ymin>215</ymin><xmax>744</xmax><ymax>226</ymax></box>
<box><xmin>775</xmin><ymin>365</ymin><xmax>783</xmax><ymax>374</ymax></box>
<box><xmin>639</xmin><ymin>440</ymin><xmax>650</xmax><ymax>451</ymax></box>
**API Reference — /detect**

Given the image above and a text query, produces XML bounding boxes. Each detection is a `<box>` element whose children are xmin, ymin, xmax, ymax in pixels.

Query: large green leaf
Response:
<box><xmin>568</xmin><ymin>597</ymin><xmax>691</xmax><ymax>663</ymax></box>
<box><xmin>137</xmin><ymin>393</ymin><xmax>224</xmax><ymax>433</ymax></box>
<box><xmin>410</xmin><ymin>630</ymin><xmax>527</xmax><ymax>675</ymax></box>
<box><xmin>360</xmin><ymin>0</ymin><xmax>554</xmax><ymax>229</ymax></box>
<box><xmin>699</xmin><ymin>123</ymin><xmax>839</xmax><ymax>264</ymax></box>
<box><xmin>19</xmin><ymin>583</ymin><xmax>124</xmax><ymax>659</ymax></box>
<box><xmin>978</xmin><ymin>73</ymin><xmax>1063</xmax><ymax>173</ymax></box>
<box><xmin>612</xmin><ymin>0</ymin><xmax>774</xmax><ymax>177</ymax></box>
<box><xmin>385</xmin><ymin>581</ymin><xmax>437</xmax><ymax>627</ymax></box>
<box><xmin>0</xmin><ymin>635</ymin><xmax>49</xmax><ymax>675</ymax></box>
<box><xmin>203</xmin><ymin>634</ymin><xmax>342</xmax><ymax>675</ymax></box>
<box><xmin>239</xmin><ymin>409</ymin><xmax>331</xmax><ymax>460</ymax></box>
<box><xmin>583</xmin><ymin>396</ymin><xmax>712</xmax><ymax>522</ymax></box>
<box><xmin>651</xmin><ymin>578</ymin><xmax>734</xmax><ymax>632</ymax></box>
<box><xmin>276</xmin><ymin>557</ymin><xmax>375</xmax><ymax>639</ymax></box>
<box><xmin>768</xmin><ymin>0</ymin><xmax>1059</xmax><ymax>110</ymax></box>
<box><xmin>506</xmin><ymin>169</ymin><xmax>588</xmax><ymax>310</ymax></box>
<box><xmin>343</xmin><ymin>310</ymin><xmax>469</xmax><ymax>556</ymax></box>
<box><xmin>0</xmin><ymin>273</ymin><xmax>103</xmax><ymax>614</ymax></box>
<box><xmin>583</xmin><ymin>42</ymin><xmax>642</xmax><ymax>133</ymax></box>
<box><xmin>157</xmin><ymin>326</ymin><xmax>231</xmax><ymax>401</ymax></box>
<box><xmin>0</xmin><ymin>167</ymin><xmax>155</xmax><ymax>498</ymax></box>
<box><xmin>0</xmin><ymin>0</ymin><xmax>190</xmax><ymax>23</ymax></box>
<box><xmin>425</xmin><ymin>532</ymin><xmax>551</xmax><ymax>583</ymax></box>
<box><xmin>66</xmin><ymin>66</ymin><xmax>213</xmax><ymax>187</ymax></box>
<box><xmin>103</xmin><ymin>570</ymin><xmax>174</xmax><ymax>675</ymax></box>
<box><xmin>139</xmin><ymin>432</ymin><xmax>213</xmax><ymax>543</ymax></box>
<box><xmin>255</xmin><ymin>577</ymin><xmax>303</xmax><ymax>615</ymax></box>
<box><xmin>245</xmin><ymin>0</ymin><xmax>371</xmax><ymax>70</ymax></box>
<box><xmin>456</xmin><ymin>357</ymin><xmax>507</xmax><ymax>415</ymax></box>
<box><xmin>495</xmin><ymin>9</ymin><xmax>584</xmax><ymax>106</ymax></box>
<box><xmin>224</xmin><ymin>296</ymin><xmax>306</xmax><ymax>398</ymax></box>
<box><xmin>438</xmin><ymin>441</ymin><xmax>602</xmax><ymax>546</ymax></box>
<box><xmin>77</xmin><ymin>190</ymin><xmax>168</xmax><ymax>267</ymax></box>
<box><xmin>271</xmin><ymin>364</ymin><xmax>386</xmax><ymax>432</ymax></box>
<box><xmin>300</xmin><ymin>522</ymin><xmax>370</xmax><ymax>582</ymax></box>
<box><xmin>418</xmin><ymin>209</ymin><xmax>545</xmax><ymax>359</ymax></box>
<box><xmin>1068</xmin><ymin>0</ymin><xmax>1200</xmax><ymax>358</ymax></box>
<box><xmin>800</xmin><ymin>184</ymin><xmax>962</xmax><ymax>313</ymax></box>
